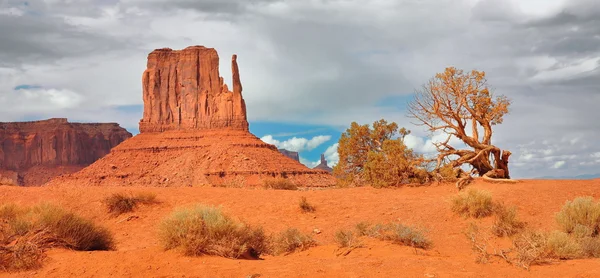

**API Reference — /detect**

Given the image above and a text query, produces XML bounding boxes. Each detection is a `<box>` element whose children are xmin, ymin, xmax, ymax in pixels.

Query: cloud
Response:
<box><xmin>260</xmin><ymin>135</ymin><xmax>331</xmax><ymax>152</ymax></box>
<box><xmin>0</xmin><ymin>0</ymin><xmax>599</xmax><ymax>178</ymax></box>
<box><xmin>323</xmin><ymin>143</ymin><xmax>339</xmax><ymax>166</ymax></box>
<box><xmin>553</xmin><ymin>161</ymin><xmax>566</xmax><ymax>169</ymax></box>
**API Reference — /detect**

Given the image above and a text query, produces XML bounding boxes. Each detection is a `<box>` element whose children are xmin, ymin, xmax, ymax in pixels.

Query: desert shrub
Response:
<box><xmin>263</xmin><ymin>178</ymin><xmax>298</xmax><ymax>190</ymax></box>
<box><xmin>270</xmin><ymin>228</ymin><xmax>316</xmax><ymax>255</ymax></box>
<box><xmin>159</xmin><ymin>205</ymin><xmax>267</xmax><ymax>259</ymax></box>
<box><xmin>492</xmin><ymin>205</ymin><xmax>526</xmax><ymax>237</ymax></box>
<box><xmin>299</xmin><ymin>197</ymin><xmax>315</xmax><ymax>213</ymax></box>
<box><xmin>380</xmin><ymin>223</ymin><xmax>432</xmax><ymax>249</ymax></box>
<box><xmin>103</xmin><ymin>192</ymin><xmax>158</xmax><ymax>216</ymax></box>
<box><xmin>334</xmin><ymin>230</ymin><xmax>360</xmax><ymax>248</ymax></box>
<box><xmin>353</xmin><ymin>222</ymin><xmax>431</xmax><ymax>249</ymax></box>
<box><xmin>0</xmin><ymin>203</ymin><xmax>114</xmax><ymax>272</ymax></box>
<box><xmin>34</xmin><ymin>204</ymin><xmax>114</xmax><ymax>251</ymax></box>
<box><xmin>355</xmin><ymin>222</ymin><xmax>371</xmax><ymax>236</ymax></box>
<box><xmin>451</xmin><ymin>188</ymin><xmax>494</xmax><ymax>218</ymax></box>
<box><xmin>580</xmin><ymin>237</ymin><xmax>600</xmax><ymax>257</ymax></box>
<box><xmin>512</xmin><ymin>230</ymin><xmax>551</xmax><ymax>269</ymax></box>
<box><xmin>0</xmin><ymin>242</ymin><xmax>45</xmax><ymax>272</ymax></box>
<box><xmin>546</xmin><ymin>231</ymin><xmax>581</xmax><ymax>259</ymax></box>
<box><xmin>555</xmin><ymin>197</ymin><xmax>600</xmax><ymax>237</ymax></box>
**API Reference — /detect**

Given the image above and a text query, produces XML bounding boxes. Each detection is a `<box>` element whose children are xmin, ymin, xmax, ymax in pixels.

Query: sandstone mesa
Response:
<box><xmin>0</xmin><ymin>118</ymin><xmax>132</xmax><ymax>186</ymax></box>
<box><xmin>49</xmin><ymin>46</ymin><xmax>335</xmax><ymax>187</ymax></box>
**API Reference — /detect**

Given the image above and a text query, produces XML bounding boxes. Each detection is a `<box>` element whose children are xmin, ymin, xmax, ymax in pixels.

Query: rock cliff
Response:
<box><xmin>139</xmin><ymin>46</ymin><xmax>248</xmax><ymax>133</ymax></box>
<box><xmin>51</xmin><ymin>46</ymin><xmax>336</xmax><ymax>187</ymax></box>
<box><xmin>279</xmin><ymin>149</ymin><xmax>300</xmax><ymax>162</ymax></box>
<box><xmin>0</xmin><ymin>118</ymin><xmax>132</xmax><ymax>185</ymax></box>
<box><xmin>313</xmin><ymin>154</ymin><xmax>333</xmax><ymax>173</ymax></box>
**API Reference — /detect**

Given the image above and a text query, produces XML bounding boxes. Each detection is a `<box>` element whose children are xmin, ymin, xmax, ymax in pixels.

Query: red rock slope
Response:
<box><xmin>0</xmin><ymin>118</ymin><xmax>132</xmax><ymax>186</ymax></box>
<box><xmin>51</xmin><ymin>46</ymin><xmax>335</xmax><ymax>187</ymax></box>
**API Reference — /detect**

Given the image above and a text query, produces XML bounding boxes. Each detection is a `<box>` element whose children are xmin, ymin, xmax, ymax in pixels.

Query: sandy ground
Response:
<box><xmin>1</xmin><ymin>179</ymin><xmax>599</xmax><ymax>277</ymax></box>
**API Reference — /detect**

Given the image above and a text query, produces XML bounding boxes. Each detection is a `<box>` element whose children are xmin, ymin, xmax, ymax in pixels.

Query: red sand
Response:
<box><xmin>1</xmin><ymin>179</ymin><xmax>599</xmax><ymax>277</ymax></box>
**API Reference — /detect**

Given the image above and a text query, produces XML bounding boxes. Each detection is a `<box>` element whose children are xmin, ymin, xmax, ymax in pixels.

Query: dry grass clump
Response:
<box><xmin>0</xmin><ymin>241</ymin><xmax>45</xmax><ymax>272</ymax></box>
<box><xmin>103</xmin><ymin>192</ymin><xmax>158</xmax><ymax>216</ymax></box>
<box><xmin>269</xmin><ymin>228</ymin><xmax>317</xmax><ymax>255</ymax></box>
<box><xmin>355</xmin><ymin>222</ymin><xmax>431</xmax><ymax>249</ymax></box>
<box><xmin>451</xmin><ymin>188</ymin><xmax>494</xmax><ymax>218</ymax></box>
<box><xmin>263</xmin><ymin>178</ymin><xmax>298</xmax><ymax>190</ymax></box>
<box><xmin>511</xmin><ymin>230</ymin><xmax>551</xmax><ymax>269</ymax></box>
<box><xmin>492</xmin><ymin>204</ymin><xmax>526</xmax><ymax>237</ymax></box>
<box><xmin>0</xmin><ymin>203</ymin><xmax>114</xmax><ymax>272</ymax></box>
<box><xmin>299</xmin><ymin>197</ymin><xmax>315</xmax><ymax>213</ymax></box>
<box><xmin>159</xmin><ymin>205</ymin><xmax>267</xmax><ymax>259</ymax></box>
<box><xmin>555</xmin><ymin>197</ymin><xmax>600</xmax><ymax>237</ymax></box>
<box><xmin>334</xmin><ymin>230</ymin><xmax>360</xmax><ymax>248</ymax></box>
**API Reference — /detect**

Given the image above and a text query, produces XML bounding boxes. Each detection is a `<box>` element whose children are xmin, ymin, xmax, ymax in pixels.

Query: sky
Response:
<box><xmin>0</xmin><ymin>0</ymin><xmax>599</xmax><ymax>178</ymax></box>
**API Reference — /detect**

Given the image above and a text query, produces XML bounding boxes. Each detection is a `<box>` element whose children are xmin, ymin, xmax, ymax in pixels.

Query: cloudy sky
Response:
<box><xmin>1</xmin><ymin>0</ymin><xmax>599</xmax><ymax>178</ymax></box>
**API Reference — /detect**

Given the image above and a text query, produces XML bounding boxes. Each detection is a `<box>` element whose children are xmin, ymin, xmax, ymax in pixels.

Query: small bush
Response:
<box><xmin>555</xmin><ymin>197</ymin><xmax>600</xmax><ymax>237</ymax></box>
<box><xmin>103</xmin><ymin>192</ymin><xmax>158</xmax><ymax>216</ymax></box>
<box><xmin>355</xmin><ymin>222</ymin><xmax>371</xmax><ymax>236</ymax></box>
<box><xmin>381</xmin><ymin>223</ymin><xmax>432</xmax><ymax>249</ymax></box>
<box><xmin>451</xmin><ymin>188</ymin><xmax>494</xmax><ymax>218</ymax></box>
<box><xmin>159</xmin><ymin>205</ymin><xmax>267</xmax><ymax>259</ymax></box>
<box><xmin>512</xmin><ymin>230</ymin><xmax>551</xmax><ymax>270</ymax></box>
<box><xmin>0</xmin><ymin>242</ymin><xmax>45</xmax><ymax>272</ymax></box>
<box><xmin>580</xmin><ymin>237</ymin><xmax>600</xmax><ymax>258</ymax></box>
<box><xmin>546</xmin><ymin>231</ymin><xmax>581</xmax><ymax>259</ymax></box>
<box><xmin>353</xmin><ymin>222</ymin><xmax>431</xmax><ymax>249</ymax></box>
<box><xmin>299</xmin><ymin>197</ymin><xmax>315</xmax><ymax>213</ymax></box>
<box><xmin>34</xmin><ymin>204</ymin><xmax>114</xmax><ymax>251</ymax></box>
<box><xmin>334</xmin><ymin>230</ymin><xmax>359</xmax><ymax>248</ymax></box>
<box><xmin>270</xmin><ymin>228</ymin><xmax>316</xmax><ymax>255</ymax></box>
<box><xmin>492</xmin><ymin>205</ymin><xmax>526</xmax><ymax>237</ymax></box>
<box><xmin>0</xmin><ymin>203</ymin><xmax>114</xmax><ymax>272</ymax></box>
<box><xmin>263</xmin><ymin>178</ymin><xmax>298</xmax><ymax>190</ymax></box>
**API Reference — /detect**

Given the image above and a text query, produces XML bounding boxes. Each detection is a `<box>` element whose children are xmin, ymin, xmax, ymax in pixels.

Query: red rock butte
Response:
<box><xmin>51</xmin><ymin>46</ymin><xmax>336</xmax><ymax>187</ymax></box>
<box><xmin>0</xmin><ymin>118</ymin><xmax>132</xmax><ymax>186</ymax></box>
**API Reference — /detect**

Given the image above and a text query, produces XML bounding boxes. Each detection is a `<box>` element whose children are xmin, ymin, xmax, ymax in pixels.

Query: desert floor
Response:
<box><xmin>1</xmin><ymin>179</ymin><xmax>599</xmax><ymax>278</ymax></box>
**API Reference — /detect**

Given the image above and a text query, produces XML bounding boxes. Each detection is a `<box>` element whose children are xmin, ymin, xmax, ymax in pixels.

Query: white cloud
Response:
<box><xmin>260</xmin><ymin>135</ymin><xmax>331</xmax><ymax>152</ymax></box>
<box><xmin>323</xmin><ymin>143</ymin><xmax>339</xmax><ymax>166</ymax></box>
<box><xmin>553</xmin><ymin>161</ymin><xmax>566</xmax><ymax>169</ymax></box>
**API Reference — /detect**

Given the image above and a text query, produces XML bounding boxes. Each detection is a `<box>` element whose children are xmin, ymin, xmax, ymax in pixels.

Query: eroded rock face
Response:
<box><xmin>279</xmin><ymin>149</ymin><xmax>300</xmax><ymax>162</ymax></box>
<box><xmin>0</xmin><ymin>118</ymin><xmax>132</xmax><ymax>185</ymax></box>
<box><xmin>313</xmin><ymin>154</ymin><xmax>333</xmax><ymax>173</ymax></box>
<box><xmin>51</xmin><ymin>46</ymin><xmax>336</xmax><ymax>188</ymax></box>
<box><xmin>139</xmin><ymin>46</ymin><xmax>248</xmax><ymax>133</ymax></box>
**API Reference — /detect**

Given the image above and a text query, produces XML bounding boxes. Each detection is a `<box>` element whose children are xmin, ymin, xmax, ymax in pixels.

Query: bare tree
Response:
<box><xmin>408</xmin><ymin>67</ymin><xmax>512</xmax><ymax>179</ymax></box>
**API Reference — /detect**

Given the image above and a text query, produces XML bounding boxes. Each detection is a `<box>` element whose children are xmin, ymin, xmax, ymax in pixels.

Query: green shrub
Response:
<box><xmin>492</xmin><ymin>205</ymin><xmax>526</xmax><ymax>237</ymax></box>
<box><xmin>299</xmin><ymin>197</ymin><xmax>315</xmax><ymax>213</ymax></box>
<box><xmin>159</xmin><ymin>205</ymin><xmax>267</xmax><ymax>259</ymax></box>
<box><xmin>555</xmin><ymin>197</ymin><xmax>600</xmax><ymax>237</ymax></box>
<box><xmin>451</xmin><ymin>189</ymin><xmax>494</xmax><ymax>218</ymax></box>
<box><xmin>270</xmin><ymin>228</ymin><xmax>316</xmax><ymax>255</ymax></box>
<box><xmin>103</xmin><ymin>192</ymin><xmax>158</xmax><ymax>216</ymax></box>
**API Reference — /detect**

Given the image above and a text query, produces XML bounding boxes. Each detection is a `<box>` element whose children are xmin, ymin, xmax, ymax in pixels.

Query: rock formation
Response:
<box><xmin>0</xmin><ymin>118</ymin><xmax>132</xmax><ymax>186</ymax></box>
<box><xmin>139</xmin><ymin>47</ymin><xmax>248</xmax><ymax>132</ymax></box>
<box><xmin>313</xmin><ymin>154</ymin><xmax>333</xmax><ymax>173</ymax></box>
<box><xmin>279</xmin><ymin>149</ymin><xmax>300</xmax><ymax>162</ymax></box>
<box><xmin>51</xmin><ymin>46</ymin><xmax>336</xmax><ymax>187</ymax></box>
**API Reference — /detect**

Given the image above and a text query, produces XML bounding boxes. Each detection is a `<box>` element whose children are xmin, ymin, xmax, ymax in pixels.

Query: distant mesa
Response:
<box><xmin>313</xmin><ymin>154</ymin><xmax>333</xmax><ymax>173</ymax></box>
<box><xmin>51</xmin><ymin>46</ymin><xmax>335</xmax><ymax>187</ymax></box>
<box><xmin>0</xmin><ymin>118</ymin><xmax>132</xmax><ymax>186</ymax></box>
<box><xmin>279</xmin><ymin>149</ymin><xmax>300</xmax><ymax>162</ymax></box>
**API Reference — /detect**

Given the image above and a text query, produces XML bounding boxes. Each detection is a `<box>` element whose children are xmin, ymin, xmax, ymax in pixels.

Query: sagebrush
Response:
<box><xmin>451</xmin><ymin>188</ymin><xmax>494</xmax><ymax>218</ymax></box>
<box><xmin>159</xmin><ymin>205</ymin><xmax>267</xmax><ymax>259</ymax></box>
<box><xmin>103</xmin><ymin>192</ymin><xmax>158</xmax><ymax>216</ymax></box>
